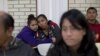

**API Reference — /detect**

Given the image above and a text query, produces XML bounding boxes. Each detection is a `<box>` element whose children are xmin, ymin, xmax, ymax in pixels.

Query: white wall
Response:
<box><xmin>8</xmin><ymin>0</ymin><xmax>36</xmax><ymax>37</ymax></box>
<box><xmin>69</xmin><ymin>0</ymin><xmax>100</xmax><ymax>21</ymax></box>
<box><xmin>0</xmin><ymin>0</ymin><xmax>8</xmax><ymax>12</ymax></box>
<box><xmin>37</xmin><ymin>0</ymin><xmax>68</xmax><ymax>25</ymax></box>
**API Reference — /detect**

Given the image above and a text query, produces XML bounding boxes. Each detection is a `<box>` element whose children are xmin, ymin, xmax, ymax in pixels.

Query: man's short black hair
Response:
<box><xmin>0</xmin><ymin>12</ymin><xmax>14</xmax><ymax>31</ymax></box>
<box><xmin>87</xmin><ymin>7</ymin><xmax>97</xmax><ymax>13</ymax></box>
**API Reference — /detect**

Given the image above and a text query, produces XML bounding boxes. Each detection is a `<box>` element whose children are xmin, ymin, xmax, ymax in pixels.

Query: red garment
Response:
<box><xmin>48</xmin><ymin>20</ymin><xmax>58</xmax><ymax>29</ymax></box>
<box><xmin>89</xmin><ymin>24</ymin><xmax>100</xmax><ymax>42</ymax></box>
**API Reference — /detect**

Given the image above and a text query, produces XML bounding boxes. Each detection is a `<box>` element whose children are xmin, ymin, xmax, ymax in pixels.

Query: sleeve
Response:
<box><xmin>25</xmin><ymin>45</ymin><xmax>41</xmax><ymax>56</ymax></box>
<box><xmin>36</xmin><ymin>31</ymin><xmax>52</xmax><ymax>44</ymax></box>
<box><xmin>52</xmin><ymin>25</ymin><xmax>61</xmax><ymax>39</ymax></box>
<box><xmin>17</xmin><ymin>32</ymin><xmax>38</xmax><ymax>46</ymax></box>
<box><xmin>49</xmin><ymin>20</ymin><xmax>61</xmax><ymax>38</ymax></box>
<box><xmin>36</xmin><ymin>38</ymin><xmax>52</xmax><ymax>44</ymax></box>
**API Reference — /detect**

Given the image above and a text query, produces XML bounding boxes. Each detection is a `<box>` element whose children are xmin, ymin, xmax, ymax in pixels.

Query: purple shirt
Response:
<box><xmin>17</xmin><ymin>26</ymin><xmax>52</xmax><ymax>47</ymax></box>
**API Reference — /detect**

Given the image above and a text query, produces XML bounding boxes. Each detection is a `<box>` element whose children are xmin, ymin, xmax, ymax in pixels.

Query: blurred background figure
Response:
<box><xmin>17</xmin><ymin>14</ymin><xmax>39</xmax><ymax>47</ymax></box>
<box><xmin>0</xmin><ymin>12</ymin><xmax>35</xmax><ymax>56</ymax></box>
<box><xmin>86</xmin><ymin>7</ymin><xmax>99</xmax><ymax>24</ymax></box>
<box><xmin>37</xmin><ymin>14</ymin><xmax>60</xmax><ymax>43</ymax></box>
<box><xmin>86</xmin><ymin>7</ymin><xmax>100</xmax><ymax>42</ymax></box>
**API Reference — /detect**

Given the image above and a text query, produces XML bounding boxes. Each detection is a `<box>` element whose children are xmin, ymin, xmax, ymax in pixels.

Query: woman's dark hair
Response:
<box><xmin>27</xmin><ymin>14</ymin><xmax>36</xmax><ymax>25</ymax></box>
<box><xmin>47</xmin><ymin>9</ymin><xmax>99</xmax><ymax>56</ymax></box>
<box><xmin>37</xmin><ymin>14</ymin><xmax>48</xmax><ymax>30</ymax></box>
<box><xmin>37</xmin><ymin>14</ymin><xmax>48</xmax><ymax>21</ymax></box>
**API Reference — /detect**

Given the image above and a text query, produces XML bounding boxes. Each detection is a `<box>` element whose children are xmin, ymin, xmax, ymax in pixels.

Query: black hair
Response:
<box><xmin>37</xmin><ymin>14</ymin><xmax>48</xmax><ymax>21</ymax></box>
<box><xmin>87</xmin><ymin>7</ymin><xmax>97</xmax><ymax>13</ymax></box>
<box><xmin>37</xmin><ymin>14</ymin><xmax>48</xmax><ymax>30</ymax></box>
<box><xmin>27</xmin><ymin>14</ymin><xmax>36</xmax><ymax>25</ymax></box>
<box><xmin>0</xmin><ymin>12</ymin><xmax>14</xmax><ymax>31</ymax></box>
<box><xmin>5</xmin><ymin>14</ymin><xmax>14</xmax><ymax>30</ymax></box>
<box><xmin>47</xmin><ymin>9</ymin><xmax>99</xmax><ymax>56</ymax></box>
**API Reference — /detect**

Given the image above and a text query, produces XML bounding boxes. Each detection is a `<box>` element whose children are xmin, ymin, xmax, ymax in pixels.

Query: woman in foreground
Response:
<box><xmin>47</xmin><ymin>9</ymin><xmax>99</xmax><ymax>56</ymax></box>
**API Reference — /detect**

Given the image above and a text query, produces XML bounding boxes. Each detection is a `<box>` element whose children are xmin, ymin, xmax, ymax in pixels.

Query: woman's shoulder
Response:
<box><xmin>21</xmin><ymin>26</ymin><xmax>33</xmax><ymax>32</ymax></box>
<box><xmin>47</xmin><ymin>43</ymin><xmax>68</xmax><ymax>56</ymax></box>
<box><xmin>19</xmin><ymin>26</ymin><xmax>35</xmax><ymax>35</ymax></box>
<box><xmin>48</xmin><ymin>20</ymin><xmax>58</xmax><ymax>27</ymax></box>
<box><xmin>48</xmin><ymin>20</ymin><xmax>60</xmax><ymax>31</ymax></box>
<box><xmin>21</xmin><ymin>26</ymin><xmax>31</xmax><ymax>31</ymax></box>
<box><xmin>47</xmin><ymin>46</ymin><xmax>59</xmax><ymax>56</ymax></box>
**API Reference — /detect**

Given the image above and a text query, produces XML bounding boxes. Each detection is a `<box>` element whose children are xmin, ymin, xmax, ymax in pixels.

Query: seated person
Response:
<box><xmin>86</xmin><ymin>7</ymin><xmax>100</xmax><ymax>42</ymax></box>
<box><xmin>86</xmin><ymin>7</ymin><xmax>99</xmax><ymax>24</ymax></box>
<box><xmin>0</xmin><ymin>12</ymin><xmax>35</xmax><ymax>56</ymax></box>
<box><xmin>17</xmin><ymin>14</ymin><xmax>38</xmax><ymax>47</ymax></box>
<box><xmin>37</xmin><ymin>14</ymin><xmax>60</xmax><ymax>43</ymax></box>
<box><xmin>89</xmin><ymin>24</ymin><xmax>100</xmax><ymax>42</ymax></box>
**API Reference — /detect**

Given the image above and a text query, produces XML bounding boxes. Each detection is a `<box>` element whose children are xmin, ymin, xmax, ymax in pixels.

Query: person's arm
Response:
<box><xmin>36</xmin><ymin>37</ymin><xmax>52</xmax><ymax>44</ymax></box>
<box><xmin>24</xmin><ymin>44</ymin><xmax>41</xmax><ymax>56</ymax></box>
<box><xmin>49</xmin><ymin>20</ymin><xmax>61</xmax><ymax>38</ymax></box>
<box><xmin>52</xmin><ymin>24</ymin><xmax>61</xmax><ymax>39</ymax></box>
<box><xmin>17</xmin><ymin>32</ymin><xmax>38</xmax><ymax>47</ymax></box>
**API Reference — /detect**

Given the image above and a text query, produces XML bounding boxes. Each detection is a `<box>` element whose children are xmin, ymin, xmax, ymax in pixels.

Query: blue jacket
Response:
<box><xmin>17</xmin><ymin>26</ymin><xmax>52</xmax><ymax>47</ymax></box>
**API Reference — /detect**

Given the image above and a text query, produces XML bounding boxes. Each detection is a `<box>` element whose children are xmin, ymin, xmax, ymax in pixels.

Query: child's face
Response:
<box><xmin>29</xmin><ymin>20</ymin><xmax>38</xmax><ymax>31</ymax></box>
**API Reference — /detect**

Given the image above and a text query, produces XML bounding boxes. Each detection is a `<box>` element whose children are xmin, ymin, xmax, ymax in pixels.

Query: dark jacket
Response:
<box><xmin>47</xmin><ymin>43</ymin><xmax>99</xmax><ymax>56</ymax></box>
<box><xmin>0</xmin><ymin>38</ymin><xmax>37</xmax><ymax>56</ymax></box>
<box><xmin>37</xmin><ymin>20</ymin><xmax>60</xmax><ymax>43</ymax></box>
